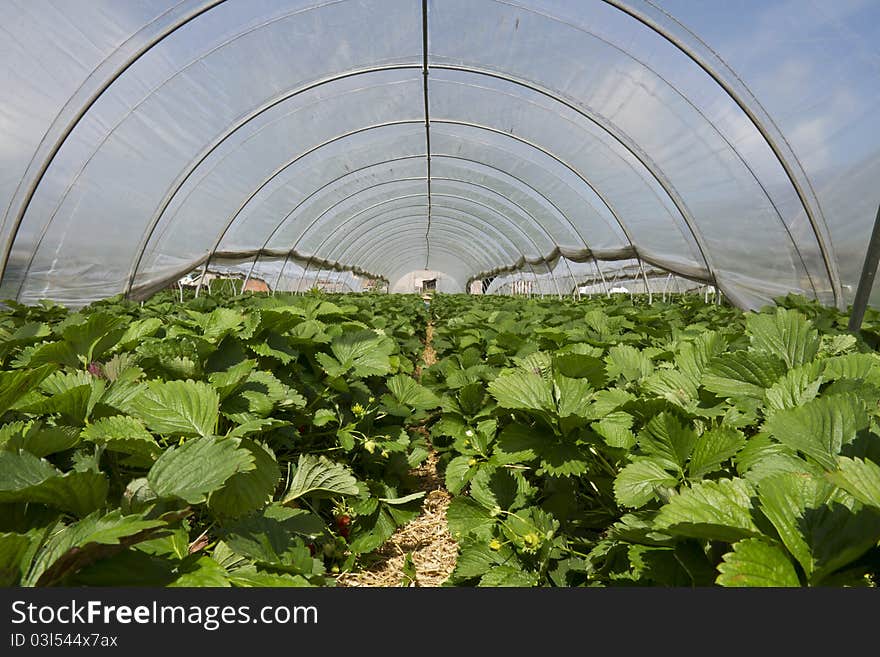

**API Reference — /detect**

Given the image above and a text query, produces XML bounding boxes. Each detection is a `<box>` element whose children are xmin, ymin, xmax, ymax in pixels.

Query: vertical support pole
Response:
<box><xmin>636</xmin><ymin>258</ymin><xmax>652</xmax><ymax>304</ymax></box>
<box><xmin>242</xmin><ymin>252</ymin><xmax>261</xmax><ymax>294</ymax></box>
<box><xmin>194</xmin><ymin>260</ymin><xmax>209</xmax><ymax>298</ymax></box>
<box><xmin>594</xmin><ymin>258</ymin><xmax>609</xmax><ymax>297</ymax></box>
<box><xmin>848</xmin><ymin>203</ymin><xmax>880</xmax><ymax>332</ymax></box>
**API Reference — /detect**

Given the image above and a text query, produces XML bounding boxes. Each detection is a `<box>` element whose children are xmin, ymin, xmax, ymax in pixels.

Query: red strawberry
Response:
<box><xmin>335</xmin><ymin>515</ymin><xmax>351</xmax><ymax>539</ymax></box>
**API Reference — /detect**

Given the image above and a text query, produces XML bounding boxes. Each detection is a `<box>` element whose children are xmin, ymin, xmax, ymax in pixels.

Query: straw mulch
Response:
<box><xmin>335</xmin><ymin>321</ymin><xmax>458</xmax><ymax>587</ymax></box>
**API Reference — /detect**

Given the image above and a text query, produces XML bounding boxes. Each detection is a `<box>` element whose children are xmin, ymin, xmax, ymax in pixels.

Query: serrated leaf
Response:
<box><xmin>228</xmin><ymin>566</ymin><xmax>310</xmax><ymax>587</ymax></box>
<box><xmin>323</xmin><ymin>330</ymin><xmax>394</xmax><ymax>378</ymax></box>
<box><xmin>493</xmin><ymin>423</ymin><xmax>545</xmax><ymax>463</ymax></box>
<box><xmin>747</xmin><ymin>307</ymin><xmax>819</xmax><ymax>368</ymax></box>
<box><xmin>208</xmin><ymin>360</ymin><xmax>257</xmax><ymax>400</ymax></box>
<box><xmin>118</xmin><ymin>318</ymin><xmax>163</xmax><ymax>347</ymax></box>
<box><xmin>447</xmin><ymin>496</ymin><xmax>495</xmax><ymax>541</ymax></box>
<box><xmin>208</xmin><ymin>440</ymin><xmax>280</xmax><ymax>518</ymax></box>
<box><xmin>823</xmin><ymin>353</ymin><xmax>880</xmax><ymax>385</ymax></box>
<box><xmin>129</xmin><ymin>379</ymin><xmax>219</xmax><ymax>437</ymax></box>
<box><xmin>312</xmin><ymin>409</ymin><xmax>336</xmax><ymax>427</ymax></box>
<box><xmin>453</xmin><ymin>538</ymin><xmax>514</xmax><ymax>579</ymax></box>
<box><xmin>642</xmin><ymin>369</ymin><xmax>698</xmax><ymax>409</ymax></box>
<box><xmin>0</xmin><ymin>365</ymin><xmax>56</xmax><ymax>414</ymax></box>
<box><xmin>61</xmin><ymin>312</ymin><xmax>126</xmax><ymax>363</ymax></box>
<box><xmin>540</xmin><ymin>441</ymin><xmax>589</xmax><ymax>477</ymax></box>
<box><xmin>592</xmin><ymin>411</ymin><xmax>636</xmax><ymax>449</ymax></box>
<box><xmin>456</xmin><ymin>382</ymin><xmax>486</xmax><ymax>418</ymax></box>
<box><xmin>470</xmin><ymin>466</ymin><xmax>529</xmax><ymax>511</ymax></box>
<box><xmin>553</xmin><ymin>353</ymin><xmax>607</xmax><ymax>388</ymax></box>
<box><xmin>588</xmin><ymin>388</ymin><xmax>636</xmax><ymax>418</ymax></box>
<box><xmin>688</xmin><ymin>426</ymin><xmax>746</xmax><ymax>479</ymax></box>
<box><xmin>764</xmin><ymin>363</ymin><xmax>823</xmax><ymax>412</ymax></box>
<box><xmin>0</xmin><ymin>449</ymin><xmax>61</xmax><ymax>492</ymax></box>
<box><xmin>347</xmin><ymin>508</ymin><xmax>397</xmax><ymax>555</ymax></box>
<box><xmin>614</xmin><ymin>459</ymin><xmax>679</xmax><ymax>508</ymax></box>
<box><xmin>757</xmin><ymin>471</ymin><xmax>831</xmax><ymax>578</ymax></box>
<box><xmin>487</xmin><ymin>370</ymin><xmax>554</xmax><ymax>412</ymax></box>
<box><xmin>654</xmin><ymin>478</ymin><xmax>760</xmax><ymax>542</ymax></box>
<box><xmin>0</xmin><ymin>532</ymin><xmax>36</xmax><ymax>586</ymax></box>
<box><xmin>281</xmin><ymin>454</ymin><xmax>358</xmax><ymax>504</ymax></box>
<box><xmin>514</xmin><ymin>351</ymin><xmax>553</xmax><ymax>380</ymax></box>
<box><xmin>675</xmin><ymin>331</ymin><xmax>727</xmax><ymax>381</ymax></box>
<box><xmin>148</xmin><ymin>436</ymin><xmax>255</xmax><ymax>504</ymax></box>
<box><xmin>249</xmin><ymin>332</ymin><xmax>299</xmax><ymax>364</ymax></box>
<box><xmin>605</xmin><ymin>344</ymin><xmax>653</xmax><ymax>382</ymax></box>
<box><xmin>703</xmin><ymin>351</ymin><xmax>786</xmax><ymax>399</ymax></box>
<box><xmin>445</xmin><ymin>455</ymin><xmax>478</xmax><ymax>495</ymax></box>
<box><xmin>764</xmin><ymin>393</ymin><xmax>868</xmax><ymax>470</ymax></box>
<box><xmin>226</xmin><ymin>418</ymin><xmax>291</xmax><ymax>439</ymax></box>
<box><xmin>716</xmin><ymin>539</ymin><xmax>801</xmax><ymax>587</ymax></box>
<box><xmin>22</xmin><ymin>378</ymin><xmax>100</xmax><ymax>425</ymax></box>
<box><xmin>553</xmin><ymin>374</ymin><xmax>593</xmax><ymax>418</ymax></box>
<box><xmin>4</xmin><ymin>423</ymin><xmax>80</xmax><ymax>457</ymax></box>
<box><xmin>638</xmin><ymin>412</ymin><xmax>697</xmax><ymax>471</ymax></box>
<box><xmin>386</xmin><ymin>374</ymin><xmax>440</xmax><ymax>411</ymax></box>
<box><xmin>0</xmin><ymin>451</ymin><xmax>108</xmax><ymax>516</ymax></box>
<box><xmin>827</xmin><ymin>456</ymin><xmax>880</xmax><ymax>510</ymax></box>
<box><xmin>25</xmin><ymin>341</ymin><xmax>79</xmax><ymax>368</ymax></box>
<box><xmin>24</xmin><ymin>509</ymin><xmax>167</xmax><ymax>586</ymax></box>
<box><xmin>199</xmin><ymin>308</ymin><xmax>245</xmax><ymax>342</ymax></box>
<box><xmin>478</xmin><ymin>565</ymin><xmax>538</xmax><ymax>587</ymax></box>
<box><xmin>81</xmin><ymin>415</ymin><xmax>160</xmax><ymax>459</ymax></box>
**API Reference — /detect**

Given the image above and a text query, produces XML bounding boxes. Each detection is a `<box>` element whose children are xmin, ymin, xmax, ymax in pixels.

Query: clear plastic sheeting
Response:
<box><xmin>0</xmin><ymin>1</ymin><xmax>877</xmax><ymax>310</ymax></box>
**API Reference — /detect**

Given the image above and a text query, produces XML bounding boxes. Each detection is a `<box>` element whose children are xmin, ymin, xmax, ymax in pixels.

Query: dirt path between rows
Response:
<box><xmin>335</xmin><ymin>320</ymin><xmax>458</xmax><ymax>587</ymax></box>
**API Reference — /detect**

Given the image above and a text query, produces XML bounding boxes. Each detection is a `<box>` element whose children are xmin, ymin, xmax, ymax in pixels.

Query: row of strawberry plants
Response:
<box><xmin>0</xmin><ymin>289</ymin><xmax>440</xmax><ymax>586</ymax></box>
<box><xmin>424</xmin><ymin>294</ymin><xmax>880</xmax><ymax>586</ymax></box>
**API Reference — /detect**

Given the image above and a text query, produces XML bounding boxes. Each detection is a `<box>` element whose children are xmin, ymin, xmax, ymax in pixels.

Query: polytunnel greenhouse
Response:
<box><xmin>1</xmin><ymin>0</ymin><xmax>880</xmax><ymax>591</ymax></box>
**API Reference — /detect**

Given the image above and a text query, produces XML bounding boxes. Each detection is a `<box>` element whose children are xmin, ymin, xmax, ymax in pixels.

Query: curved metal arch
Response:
<box><xmin>269</xmin><ymin>180</ymin><xmax>546</xmax><ymax>267</ymax></box>
<box><xmin>437</xmin><ymin>124</ymin><xmax>654</xmax><ymax>296</ymax></box>
<box><xmin>256</xmin><ymin>199</ymin><xmax>543</xmax><ymax>296</ymax></box>
<box><xmin>283</xmin><ymin>237</ymin><xmax>474</xmax><ymax>293</ymax></box>
<box><xmin>313</xmin><ymin>219</ymin><xmax>514</xmax><ymax>285</ymax></box>
<box><xmin>341</xmin><ymin>228</ymin><xmax>515</xmax><ymax>279</ymax></box>
<box><xmin>197</xmin><ymin>117</ymin><xmax>627</xmax><ymax>297</ymax></box>
<box><xmin>0</xmin><ymin>0</ymin><xmax>228</xmax><ymax>282</ymax></box>
<box><xmin>244</xmin><ymin>153</ymin><xmax>567</xmax><ymax>259</ymax></box>
<box><xmin>110</xmin><ymin>66</ymin><xmax>713</xmax><ymax>302</ymax></box>
<box><xmin>0</xmin><ymin>0</ymin><xmax>838</xmax><ymax>308</ymax></box>
<box><xmin>276</xmin><ymin>177</ymin><xmax>580</xmax><ymax>299</ymax></box>
<box><xmin>278</xmin><ymin>185</ymin><xmax>560</xmax><ymax>296</ymax></box>
<box><xmin>434</xmin><ymin>68</ymin><xmax>720</xmax><ymax>289</ymax></box>
<box><xmin>599</xmin><ymin>0</ymin><xmax>841</xmax><ymax>306</ymax></box>
<box><xmin>187</xmin><ymin>117</ymin><xmax>612</xmax><ymax>299</ymax></box>
<box><xmin>199</xmin><ymin>109</ymin><xmax>680</xmax><ymax>301</ymax></box>
<box><xmin>305</xmin><ymin>205</ymin><xmax>525</xmax><ymax>268</ymax></box>
<box><xmin>7</xmin><ymin>0</ymin><xmax>382</xmax><ymax>290</ymax></box>
<box><xmin>306</xmin><ymin>210</ymin><xmax>531</xmax><ymax>282</ymax></box>
<box><xmin>478</xmin><ymin>0</ymin><xmax>825</xmax><ymax>301</ymax></box>
<box><xmin>272</xmin><ymin>170</ymin><xmax>604</xmax><ymax>299</ymax></box>
<box><xmin>334</xmin><ymin>224</ymin><xmax>506</xmax><ymax>280</ymax></box>
<box><xmin>21</xmin><ymin>65</ymin><xmax>724</xmax><ymax>302</ymax></box>
<box><xmin>239</xmin><ymin>155</ymin><xmax>566</xmax><ymax>279</ymax></box>
<box><xmin>330</xmin><ymin>210</ymin><xmax>521</xmax><ymax>268</ymax></box>
<box><xmin>242</xmin><ymin>150</ymin><xmax>602</xmax><ymax>294</ymax></box>
<box><xmin>308</xmin><ymin>207</ymin><xmax>569</xmax><ymax>298</ymax></box>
